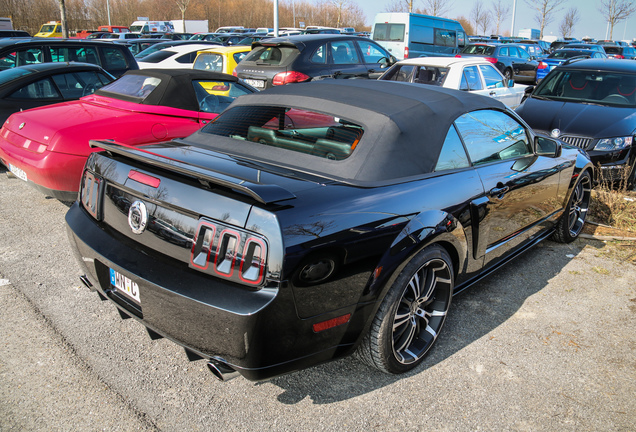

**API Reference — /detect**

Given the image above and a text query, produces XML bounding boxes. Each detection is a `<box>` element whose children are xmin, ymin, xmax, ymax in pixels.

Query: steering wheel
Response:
<box><xmin>199</xmin><ymin>94</ymin><xmax>220</xmax><ymax>113</ymax></box>
<box><xmin>82</xmin><ymin>83</ymin><xmax>97</xmax><ymax>96</ymax></box>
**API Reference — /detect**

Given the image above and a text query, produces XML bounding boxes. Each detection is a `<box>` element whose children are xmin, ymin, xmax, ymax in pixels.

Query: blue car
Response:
<box><xmin>536</xmin><ymin>49</ymin><xmax>607</xmax><ymax>81</ymax></box>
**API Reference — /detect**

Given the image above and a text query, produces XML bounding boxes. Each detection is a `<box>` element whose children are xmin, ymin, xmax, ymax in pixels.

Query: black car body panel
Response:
<box><xmin>66</xmin><ymin>80</ymin><xmax>593</xmax><ymax>380</ymax></box>
<box><xmin>235</xmin><ymin>34</ymin><xmax>395</xmax><ymax>90</ymax></box>
<box><xmin>458</xmin><ymin>43</ymin><xmax>538</xmax><ymax>84</ymax></box>
<box><xmin>516</xmin><ymin>58</ymin><xmax>636</xmax><ymax>182</ymax></box>
<box><xmin>0</xmin><ymin>38</ymin><xmax>138</xmax><ymax>77</ymax></box>
<box><xmin>0</xmin><ymin>62</ymin><xmax>115</xmax><ymax>123</ymax></box>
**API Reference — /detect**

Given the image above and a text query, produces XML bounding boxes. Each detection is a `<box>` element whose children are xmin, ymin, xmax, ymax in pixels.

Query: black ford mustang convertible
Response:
<box><xmin>66</xmin><ymin>80</ymin><xmax>593</xmax><ymax>381</ymax></box>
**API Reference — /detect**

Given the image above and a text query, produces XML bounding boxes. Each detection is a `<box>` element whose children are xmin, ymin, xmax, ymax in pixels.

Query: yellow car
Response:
<box><xmin>192</xmin><ymin>45</ymin><xmax>251</xmax><ymax>75</ymax></box>
<box><xmin>34</xmin><ymin>21</ymin><xmax>63</xmax><ymax>37</ymax></box>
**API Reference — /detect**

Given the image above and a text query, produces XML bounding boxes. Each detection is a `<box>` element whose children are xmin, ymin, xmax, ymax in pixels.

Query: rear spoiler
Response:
<box><xmin>89</xmin><ymin>140</ymin><xmax>296</xmax><ymax>205</ymax></box>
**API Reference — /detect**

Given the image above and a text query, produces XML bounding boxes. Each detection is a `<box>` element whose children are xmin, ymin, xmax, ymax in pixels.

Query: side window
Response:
<box><xmin>518</xmin><ymin>47</ymin><xmax>530</xmax><ymax>59</ymax></box>
<box><xmin>435</xmin><ymin>124</ymin><xmax>470</xmax><ymax>171</ymax></box>
<box><xmin>479</xmin><ymin>64</ymin><xmax>504</xmax><ymax>88</ymax></box>
<box><xmin>1</xmin><ymin>49</ymin><xmax>44</xmax><ymax>69</ymax></box>
<box><xmin>331</xmin><ymin>40</ymin><xmax>359</xmax><ymax>65</ymax></box>
<box><xmin>233</xmin><ymin>52</ymin><xmax>248</xmax><ymax>64</ymax></box>
<box><xmin>382</xmin><ymin>65</ymin><xmax>415</xmax><ymax>82</ymax></box>
<box><xmin>357</xmin><ymin>40</ymin><xmax>391</xmax><ymax>64</ymax></box>
<box><xmin>8</xmin><ymin>77</ymin><xmax>61</xmax><ymax>99</ymax></box>
<box><xmin>101</xmin><ymin>46</ymin><xmax>128</xmax><ymax>69</ymax></box>
<box><xmin>508</xmin><ymin>46</ymin><xmax>519</xmax><ymax>58</ymax></box>
<box><xmin>500</xmin><ymin>47</ymin><xmax>509</xmax><ymax>56</ymax></box>
<box><xmin>16</xmin><ymin>49</ymin><xmax>44</xmax><ymax>67</ymax></box>
<box><xmin>176</xmin><ymin>52</ymin><xmax>198</xmax><ymax>64</ymax></box>
<box><xmin>455</xmin><ymin>110</ymin><xmax>532</xmax><ymax>165</ymax></box>
<box><xmin>51</xmin><ymin>71</ymin><xmax>111</xmax><ymax>98</ymax></box>
<box><xmin>310</xmin><ymin>44</ymin><xmax>327</xmax><ymax>64</ymax></box>
<box><xmin>461</xmin><ymin>66</ymin><xmax>482</xmax><ymax>91</ymax></box>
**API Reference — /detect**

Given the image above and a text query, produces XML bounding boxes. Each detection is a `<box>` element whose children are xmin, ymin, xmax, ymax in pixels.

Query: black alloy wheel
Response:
<box><xmin>552</xmin><ymin>170</ymin><xmax>592</xmax><ymax>243</ymax></box>
<box><xmin>356</xmin><ymin>244</ymin><xmax>453</xmax><ymax>374</ymax></box>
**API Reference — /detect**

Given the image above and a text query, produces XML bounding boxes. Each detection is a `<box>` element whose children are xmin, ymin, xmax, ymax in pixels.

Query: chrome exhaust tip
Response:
<box><xmin>207</xmin><ymin>360</ymin><xmax>240</xmax><ymax>382</ymax></box>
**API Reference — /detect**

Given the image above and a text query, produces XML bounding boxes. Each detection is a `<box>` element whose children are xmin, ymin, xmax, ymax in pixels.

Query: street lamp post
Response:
<box><xmin>106</xmin><ymin>0</ymin><xmax>111</xmax><ymax>25</ymax></box>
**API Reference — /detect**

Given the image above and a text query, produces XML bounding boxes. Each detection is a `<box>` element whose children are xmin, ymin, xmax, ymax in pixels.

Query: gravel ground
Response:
<box><xmin>1</xmin><ymin>166</ymin><xmax>635</xmax><ymax>432</ymax></box>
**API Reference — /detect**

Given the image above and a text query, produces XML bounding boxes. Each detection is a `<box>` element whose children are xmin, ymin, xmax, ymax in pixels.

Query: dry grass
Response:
<box><xmin>588</xmin><ymin>166</ymin><xmax>636</xmax><ymax>233</ymax></box>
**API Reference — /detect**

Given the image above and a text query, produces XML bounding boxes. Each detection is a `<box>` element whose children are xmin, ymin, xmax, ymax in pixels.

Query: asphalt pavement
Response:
<box><xmin>1</xmin><ymin>165</ymin><xmax>635</xmax><ymax>431</ymax></box>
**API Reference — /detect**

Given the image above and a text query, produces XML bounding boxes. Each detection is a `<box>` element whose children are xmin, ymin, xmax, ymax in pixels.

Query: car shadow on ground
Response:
<box><xmin>265</xmin><ymin>239</ymin><xmax>589</xmax><ymax>404</ymax></box>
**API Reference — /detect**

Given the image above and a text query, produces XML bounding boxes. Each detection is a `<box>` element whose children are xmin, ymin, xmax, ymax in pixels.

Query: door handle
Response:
<box><xmin>489</xmin><ymin>91</ymin><xmax>497</xmax><ymax>96</ymax></box>
<box><xmin>489</xmin><ymin>185</ymin><xmax>509</xmax><ymax>198</ymax></box>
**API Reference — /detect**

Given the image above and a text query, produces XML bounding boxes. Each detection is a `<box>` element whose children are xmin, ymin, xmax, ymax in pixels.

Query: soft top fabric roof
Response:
<box><xmin>95</xmin><ymin>68</ymin><xmax>239</xmax><ymax>111</ymax></box>
<box><xmin>192</xmin><ymin>79</ymin><xmax>507</xmax><ymax>184</ymax></box>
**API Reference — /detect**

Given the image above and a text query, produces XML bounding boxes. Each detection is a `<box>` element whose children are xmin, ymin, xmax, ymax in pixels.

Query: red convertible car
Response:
<box><xmin>0</xmin><ymin>69</ymin><xmax>256</xmax><ymax>201</ymax></box>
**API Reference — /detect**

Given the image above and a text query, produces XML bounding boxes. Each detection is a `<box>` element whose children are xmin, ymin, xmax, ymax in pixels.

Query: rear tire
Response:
<box><xmin>356</xmin><ymin>244</ymin><xmax>453</xmax><ymax>374</ymax></box>
<box><xmin>552</xmin><ymin>171</ymin><xmax>592</xmax><ymax>243</ymax></box>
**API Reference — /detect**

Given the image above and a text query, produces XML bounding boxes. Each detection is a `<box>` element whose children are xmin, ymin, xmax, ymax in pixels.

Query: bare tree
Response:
<box><xmin>558</xmin><ymin>7</ymin><xmax>580</xmax><ymax>38</ymax></box>
<box><xmin>523</xmin><ymin>0</ymin><xmax>567</xmax><ymax>39</ymax></box>
<box><xmin>175</xmin><ymin>0</ymin><xmax>192</xmax><ymax>31</ymax></box>
<box><xmin>491</xmin><ymin>0</ymin><xmax>510</xmax><ymax>35</ymax></box>
<box><xmin>598</xmin><ymin>0</ymin><xmax>636</xmax><ymax>39</ymax></box>
<box><xmin>385</xmin><ymin>0</ymin><xmax>415</xmax><ymax>13</ymax></box>
<box><xmin>331</xmin><ymin>0</ymin><xmax>350</xmax><ymax>27</ymax></box>
<box><xmin>470</xmin><ymin>0</ymin><xmax>490</xmax><ymax>35</ymax></box>
<box><xmin>420</xmin><ymin>0</ymin><xmax>453</xmax><ymax>17</ymax></box>
<box><xmin>58</xmin><ymin>0</ymin><xmax>69</xmax><ymax>37</ymax></box>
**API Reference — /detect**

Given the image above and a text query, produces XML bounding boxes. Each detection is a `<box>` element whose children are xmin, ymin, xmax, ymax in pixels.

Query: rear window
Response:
<box><xmin>0</xmin><ymin>66</ymin><xmax>36</xmax><ymax>84</ymax></box>
<box><xmin>140</xmin><ymin>50</ymin><xmax>175</xmax><ymax>63</ymax></box>
<box><xmin>201</xmin><ymin>105</ymin><xmax>364</xmax><ymax>160</ymax></box>
<box><xmin>461</xmin><ymin>45</ymin><xmax>495</xmax><ymax>55</ymax></box>
<box><xmin>604</xmin><ymin>47</ymin><xmax>620</xmax><ymax>54</ymax></box>
<box><xmin>193</xmin><ymin>53</ymin><xmax>224</xmax><ymax>71</ymax></box>
<box><xmin>242</xmin><ymin>46</ymin><xmax>298</xmax><ymax>66</ymax></box>
<box><xmin>373</xmin><ymin>23</ymin><xmax>405</xmax><ymax>42</ymax></box>
<box><xmin>98</xmin><ymin>74</ymin><xmax>161</xmax><ymax>99</ymax></box>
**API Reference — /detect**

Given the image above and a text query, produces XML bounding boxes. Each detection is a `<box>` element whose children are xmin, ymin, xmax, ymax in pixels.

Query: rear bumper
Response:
<box><xmin>65</xmin><ymin>202</ymin><xmax>359</xmax><ymax>380</ymax></box>
<box><xmin>0</xmin><ymin>139</ymin><xmax>86</xmax><ymax>200</ymax></box>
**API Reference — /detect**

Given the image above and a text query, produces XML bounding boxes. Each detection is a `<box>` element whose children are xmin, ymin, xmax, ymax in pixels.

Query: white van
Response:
<box><xmin>129</xmin><ymin>20</ymin><xmax>174</xmax><ymax>34</ymax></box>
<box><xmin>372</xmin><ymin>13</ymin><xmax>467</xmax><ymax>60</ymax></box>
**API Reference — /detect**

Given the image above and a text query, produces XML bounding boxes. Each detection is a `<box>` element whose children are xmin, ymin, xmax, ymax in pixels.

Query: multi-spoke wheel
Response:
<box><xmin>356</xmin><ymin>245</ymin><xmax>453</xmax><ymax>374</ymax></box>
<box><xmin>552</xmin><ymin>170</ymin><xmax>592</xmax><ymax>243</ymax></box>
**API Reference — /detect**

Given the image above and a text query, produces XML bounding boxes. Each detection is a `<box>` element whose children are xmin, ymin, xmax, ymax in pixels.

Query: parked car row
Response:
<box><xmin>3</xmin><ymin>32</ymin><xmax>635</xmax><ymax>383</ymax></box>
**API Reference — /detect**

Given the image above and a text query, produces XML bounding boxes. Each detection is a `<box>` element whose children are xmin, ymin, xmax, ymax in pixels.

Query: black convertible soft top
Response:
<box><xmin>189</xmin><ymin>79</ymin><xmax>507</xmax><ymax>184</ymax></box>
<box><xmin>95</xmin><ymin>68</ymin><xmax>240</xmax><ymax>111</ymax></box>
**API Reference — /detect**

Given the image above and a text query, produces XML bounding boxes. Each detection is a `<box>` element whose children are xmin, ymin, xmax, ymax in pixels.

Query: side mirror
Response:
<box><xmin>520</xmin><ymin>85</ymin><xmax>535</xmax><ymax>103</ymax></box>
<box><xmin>535</xmin><ymin>136</ymin><xmax>562</xmax><ymax>158</ymax></box>
<box><xmin>507</xmin><ymin>79</ymin><xmax>515</xmax><ymax>87</ymax></box>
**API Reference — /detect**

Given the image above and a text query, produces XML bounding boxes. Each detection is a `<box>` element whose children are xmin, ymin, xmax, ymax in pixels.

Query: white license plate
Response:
<box><xmin>109</xmin><ymin>268</ymin><xmax>140</xmax><ymax>303</ymax></box>
<box><xmin>9</xmin><ymin>164</ymin><xmax>27</xmax><ymax>182</ymax></box>
<box><xmin>244</xmin><ymin>79</ymin><xmax>265</xmax><ymax>89</ymax></box>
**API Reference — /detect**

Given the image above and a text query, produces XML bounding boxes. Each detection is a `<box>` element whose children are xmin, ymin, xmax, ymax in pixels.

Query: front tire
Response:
<box><xmin>552</xmin><ymin>171</ymin><xmax>592</xmax><ymax>243</ymax></box>
<box><xmin>356</xmin><ymin>244</ymin><xmax>453</xmax><ymax>374</ymax></box>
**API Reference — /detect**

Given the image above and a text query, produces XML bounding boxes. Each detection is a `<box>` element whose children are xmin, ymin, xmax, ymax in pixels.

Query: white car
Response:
<box><xmin>378</xmin><ymin>57</ymin><xmax>528</xmax><ymax>108</ymax></box>
<box><xmin>136</xmin><ymin>44</ymin><xmax>216</xmax><ymax>69</ymax></box>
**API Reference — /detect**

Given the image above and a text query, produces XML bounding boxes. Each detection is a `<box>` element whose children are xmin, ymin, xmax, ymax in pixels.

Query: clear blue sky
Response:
<box><xmin>358</xmin><ymin>0</ymin><xmax>636</xmax><ymax>41</ymax></box>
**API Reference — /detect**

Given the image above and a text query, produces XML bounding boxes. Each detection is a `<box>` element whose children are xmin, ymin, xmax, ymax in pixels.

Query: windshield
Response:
<box><xmin>39</xmin><ymin>25</ymin><xmax>57</xmax><ymax>33</ymax></box>
<box><xmin>534</xmin><ymin>70</ymin><xmax>636</xmax><ymax>107</ymax></box>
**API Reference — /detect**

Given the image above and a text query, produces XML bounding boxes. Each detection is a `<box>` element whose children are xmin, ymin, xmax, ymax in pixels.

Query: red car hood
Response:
<box><xmin>2</xmin><ymin>95</ymin><xmax>206</xmax><ymax>156</ymax></box>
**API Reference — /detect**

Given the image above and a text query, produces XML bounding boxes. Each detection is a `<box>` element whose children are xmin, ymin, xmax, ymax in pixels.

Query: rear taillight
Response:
<box><xmin>538</xmin><ymin>62</ymin><xmax>548</xmax><ymax>69</ymax></box>
<box><xmin>614</xmin><ymin>55</ymin><xmax>625</xmax><ymax>59</ymax></box>
<box><xmin>80</xmin><ymin>170</ymin><xmax>103</xmax><ymax>220</ymax></box>
<box><xmin>455</xmin><ymin>54</ymin><xmax>462</xmax><ymax>58</ymax></box>
<box><xmin>272</xmin><ymin>71</ymin><xmax>311</xmax><ymax>85</ymax></box>
<box><xmin>191</xmin><ymin>218</ymin><xmax>268</xmax><ymax>286</ymax></box>
<box><xmin>484</xmin><ymin>57</ymin><xmax>498</xmax><ymax>64</ymax></box>
<box><xmin>404</xmin><ymin>46</ymin><xmax>409</xmax><ymax>59</ymax></box>
<box><xmin>232</xmin><ymin>69</ymin><xmax>237</xmax><ymax>77</ymax></box>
